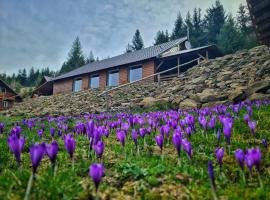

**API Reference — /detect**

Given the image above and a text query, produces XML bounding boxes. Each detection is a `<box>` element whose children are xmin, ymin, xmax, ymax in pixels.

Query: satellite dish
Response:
<box><xmin>185</xmin><ymin>41</ymin><xmax>192</xmax><ymax>49</ymax></box>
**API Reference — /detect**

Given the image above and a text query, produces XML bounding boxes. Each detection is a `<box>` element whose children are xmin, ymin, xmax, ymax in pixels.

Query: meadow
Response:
<box><xmin>0</xmin><ymin>99</ymin><xmax>270</xmax><ymax>200</ymax></box>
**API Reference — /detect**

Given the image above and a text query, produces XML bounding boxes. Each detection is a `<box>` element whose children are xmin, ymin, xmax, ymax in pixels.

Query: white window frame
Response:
<box><xmin>107</xmin><ymin>69</ymin><xmax>119</xmax><ymax>87</ymax></box>
<box><xmin>89</xmin><ymin>74</ymin><xmax>100</xmax><ymax>89</ymax></box>
<box><xmin>72</xmin><ymin>78</ymin><xmax>82</xmax><ymax>92</ymax></box>
<box><xmin>128</xmin><ymin>65</ymin><xmax>143</xmax><ymax>82</ymax></box>
<box><xmin>3</xmin><ymin>101</ymin><xmax>8</xmax><ymax>108</ymax></box>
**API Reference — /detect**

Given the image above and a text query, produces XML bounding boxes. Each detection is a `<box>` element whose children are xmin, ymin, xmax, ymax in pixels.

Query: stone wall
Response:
<box><xmin>3</xmin><ymin>45</ymin><xmax>270</xmax><ymax>117</ymax></box>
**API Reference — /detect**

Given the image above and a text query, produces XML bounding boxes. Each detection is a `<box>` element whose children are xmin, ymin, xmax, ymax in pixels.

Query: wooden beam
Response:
<box><xmin>156</xmin><ymin>61</ymin><xmax>164</xmax><ymax>71</ymax></box>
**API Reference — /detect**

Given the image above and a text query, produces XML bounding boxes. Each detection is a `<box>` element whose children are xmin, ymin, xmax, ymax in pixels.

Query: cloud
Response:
<box><xmin>0</xmin><ymin>0</ymin><xmax>246</xmax><ymax>74</ymax></box>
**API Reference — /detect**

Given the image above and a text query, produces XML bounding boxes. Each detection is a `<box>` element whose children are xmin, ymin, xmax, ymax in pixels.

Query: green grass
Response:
<box><xmin>0</xmin><ymin>104</ymin><xmax>270</xmax><ymax>199</ymax></box>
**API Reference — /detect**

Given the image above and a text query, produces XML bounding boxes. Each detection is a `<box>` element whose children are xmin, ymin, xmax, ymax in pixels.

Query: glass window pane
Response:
<box><xmin>129</xmin><ymin>66</ymin><xmax>142</xmax><ymax>82</ymax></box>
<box><xmin>73</xmin><ymin>79</ymin><xmax>82</xmax><ymax>92</ymax></box>
<box><xmin>90</xmin><ymin>75</ymin><xmax>99</xmax><ymax>88</ymax></box>
<box><xmin>108</xmin><ymin>71</ymin><xmax>119</xmax><ymax>87</ymax></box>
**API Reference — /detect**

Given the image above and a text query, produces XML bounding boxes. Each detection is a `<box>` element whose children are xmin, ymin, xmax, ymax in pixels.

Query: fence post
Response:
<box><xmin>105</xmin><ymin>93</ymin><xmax>109</xmax><ymax>112</ymax></box>
<box><xmin>158</xmin><ymin>74</ymin><xmax>161</xmax><ymax>86</ymax></box>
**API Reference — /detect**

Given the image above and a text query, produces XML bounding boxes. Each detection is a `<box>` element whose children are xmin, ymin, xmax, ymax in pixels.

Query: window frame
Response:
<box><xmin>3</xmin><ymin>101</ymin><xmax>8</xmax><ymax>108</ymax></box>
<box><xmin>89</xmin><ymin>74</ymin><xmax>100</xmax><ymax>89</ymax></box>
<box><xmin>107</xmin><ymin>69</ymin><xmax>119</xmax><ymax>87</ymax></box>
<box><xmin>128</xmin><ymin>65</ymin><xmax>143</xmax><ymax>82</ymax></box>
<box><xmin>72</xmin><ymin>78</ymin><xmax>83</xmax><ymax>92</ymax></box>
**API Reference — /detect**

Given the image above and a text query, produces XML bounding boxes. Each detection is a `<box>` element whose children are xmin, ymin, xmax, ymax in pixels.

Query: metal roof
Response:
<box><xmin>54</xmin><ymin>37</ymin><xmax>187</xmax><ymax>81</ymax></box>
<box><xmin>160</xmin><ymin>45</ymin><xmax>221</xmax><ymax>58</ymax></box>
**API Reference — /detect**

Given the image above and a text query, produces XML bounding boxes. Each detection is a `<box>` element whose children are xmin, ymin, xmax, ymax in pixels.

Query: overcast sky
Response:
<box><xmin>0</xmin><ymin>0</ymin><xmax>246</xmax><ymax>75</ymax></box>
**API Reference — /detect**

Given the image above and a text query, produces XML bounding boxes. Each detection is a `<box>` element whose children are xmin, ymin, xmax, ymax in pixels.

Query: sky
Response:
<box><xmin>0</xmin><ymin>0</ymin><xmax>246</xmax><ymax>75</ymax></box>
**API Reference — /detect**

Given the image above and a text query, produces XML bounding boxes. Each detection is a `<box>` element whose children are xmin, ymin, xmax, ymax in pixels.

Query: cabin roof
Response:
<box><xmin>54</xmin><ymin>37</ymin><xmax>188</xmax><ymax>81</ymax></box>
<box><xmin>0</xmin><ymin>79</ymin><xmax>21</xmax><ymax>100</ymax></box>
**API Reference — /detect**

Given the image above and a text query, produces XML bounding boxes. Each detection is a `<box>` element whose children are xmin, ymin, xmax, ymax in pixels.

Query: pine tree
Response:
<box><xmin>171</xmin><ymin>12</ymin><xmax>186</xmax><ymax>40</ymax></box>
<box><xmin>154</xmin><ymin>30</ymin><xmax>169</xmax><ymax>45</ymax></box>
<box><xmin>192</xmin><ymin>8</ymin><xmax>205</xmax><ymax>47</ymax></box>
<box><xmin>237</xmin><ymin>4</ymin><xmax>250</xmax><ymax>34</ymax></box>
<box><xmin>132</xmin><ymin>29</ymin><xmax>144</xmax><ymax>50</ymax></box>
<box><xmin>60</xmin><ymin>37</ymin><xmax>86</xmax><ymax>74</ymax></box>
<box><xmin>217</xmin><ymin>14</ymin><xmax>245</xmax><ymax>54</ymax></box>
<box><xmin>204</xmin><ymin>0</ymin><xmax>226</xmax><ymax>44</ymax></box>
<box><xmin>86</xmin><ymin>51</ymin><xmax>95</xmax><ymax>63</ymax></box>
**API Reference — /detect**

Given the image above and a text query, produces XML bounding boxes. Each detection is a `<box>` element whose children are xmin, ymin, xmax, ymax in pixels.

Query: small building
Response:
<box><xmin>51</xmin><ymin>37</ymin><xmax>221</xmax><ymax>95</ymax></box>
<box><xmin>32</xmin><ymin>76</ymin><xmax>53</xmax><ymax>97</ymax></box>
<box><xmin>0</xmin><ymin>79</ymin><xmax>22</xmax><ymax>110</ymax></box>
<box><xmin>247</xmin><ymin>0</ymin><xmax>270</xmax><ymax>45</ymax></box>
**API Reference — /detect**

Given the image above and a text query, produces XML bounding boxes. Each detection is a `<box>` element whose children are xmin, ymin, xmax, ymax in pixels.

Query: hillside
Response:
<box><xmin>2</xmin><ymin>45</ymin><xmax>270</xmax><ymax>117</ymax></box>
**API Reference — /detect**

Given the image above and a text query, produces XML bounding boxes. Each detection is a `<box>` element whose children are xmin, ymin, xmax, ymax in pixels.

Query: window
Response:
<box><xmin>90</xmin><ymin>74</ymin><xmax>99</xmax><ymax>88</ymax></box>
<box><xmin>3</xmin><ymin>101</ymin><xmax>8</xmax><ymax>108</ymax></box>
<box><xmin>129</xmin><ymin>65</ymin><xmax>142</xmax><ymax>82</ymax></box>
<box><xmin>73</xmin><ymin>78</ymin><xmax>82</xmax><ymax>92</ymax></box>
<box><xmin>107</xmin><ymin>70</ymin><xmax>119</xmax><ymax>87</ymax></box>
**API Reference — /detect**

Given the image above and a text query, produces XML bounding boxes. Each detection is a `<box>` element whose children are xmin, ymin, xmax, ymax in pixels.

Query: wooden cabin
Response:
<box><xmin>32</xmin><ymin>76</ymin><xmax>53</xmax><ymax>97</ymax></box>
<box><xmin>0</xmin><ymin>79</ymin><xmax>22</xmax><ymax>110</ymax></box>
<box><xmin>51</xmin><ymin>37</ymin><xmax>222</xmax><ymax>95</ymax></box>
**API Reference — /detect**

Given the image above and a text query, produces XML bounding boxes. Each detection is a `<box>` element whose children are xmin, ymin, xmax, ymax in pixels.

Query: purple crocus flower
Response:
<box><xmin>235</xmin><ymin>149</ymin><xmax>245</xmax><ymax>170</ymax></box>
<box><xmin>89</xmin><ymin>163</ymin><xmax>104</xmax><ymax>191</ymax></box>
<box><xmin>248</xmin><ymin>121</ymin><xmax>256</xmax><ymax>136</ymax></box>
<box><xmin>223</xmin><ymin>125</ymin><xmax>232</xmax><ymax>145</ymax></box>
<box><xmin>216</xmin><ymin>129</ymin><xmax>221</xmax><ymax>146</ymax></box>
<box><xmin>0</xmin><ymin>123</ymin><xmax>5</xmax><ymax>134</ymax></box>
<box><xmin>37</xmin><ymin>129</ymin><xmax>43</xmax><ymax>137</ymax></box>
<box><xmin>116</xmin><ymin>131</ymin><xmax>126</xmax><ymax>146</ymax></box>
<box><xmin>7</xmin><ymin>135</ymin><xmax>25</xmax><ymax>165</ymax></box>
<box><xmin>63</xmin><ymin>134</ymin><xmax>76</xmax><ymax>158</ymax></box>
<box><xmin>185</xmin><ymin>126</ymin><xmax>192</xmax><ymax>137</ymax></box>
<box><xmin>50</xmin><ymin>127</ymin><xmax>55</xmax><ymax>137</ymax></box>
<box><xmin>245</xmin><ymin>148</ymin><xmax>261</xmax><ymax>172</ymax></box>
<box><xmin>172</xmin><ymin>133</ymin><xmax>181</xmax><ymax>157</ymax></box>
<box><xmin>94</xmin><ymin>140</ymin><xmax>104</xmax><ymax>158</ymax></box>
<box><xmin>215</xmin><ymin>147</ymin><xmax>224</xmax><ymax>168</ymax></box>
<box><xmin>261</xmin><ymin>138</ymin><xmax>267</xmax><ymax>148</ymax></box>
<box><xmin>131</xmin><ymin>129</ymin><xmax>138</xmax><ymax>147</ymax></box>
<box><xmin>30</xmin><ymin>143</ymin><xmax>45</xmax><ymax>173</ymax></box>
<box><xmin>45</xmin><ymin>141</ymin><xmax>58</xmax><ymax>164</ymax></box>
<box><xmin>139</xmin><ymin>128</ymin><xmax>147</xmax><ymax>138</ymax></box>
<box><xmin>243</xmin><ymin>114</ymin><xmax>250</xmax><ymax>124</ymax></box>
<box><xmin>208</xmin><ymin>160</ymin><xmax>216</xmax><ymax>191</ymax></box>
<box><xmin>182</xmin><ymin>138</ymin><xmax>192</xmax><ymax>159</ymax></box>
<box><xmin>155</xmin><ymin>135</ymin><xmax>164</xmax><ymax>152</ymax></box>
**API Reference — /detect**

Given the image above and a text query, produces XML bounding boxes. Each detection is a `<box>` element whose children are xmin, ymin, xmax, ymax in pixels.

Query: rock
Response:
<box><xmin>248</xmin><ymin>93</ymin><xmax>270</xmax><ymax>101</ymax></box>
<box><xmin>246</xmin><ymin>80</ymin><xmax>270</xmax><ymax>96</ymax></box>
<box><xmin>138</xmin><ymin>97</ymin><xmax>169</xmax><ymax>108</ymax></box>
<box><xmin>195</xmin><ymin>88</ymin><xmax>227</xmax><ymax>103</ymax></box>
<box><xmin>228</xmin><ymin>88</ymin><xmax>247</xmax><ymax>103</ymax></box>
<box><xmin>202</xmin><ymin>100</ymin><xmax>232</xmax><ymax>108</ymax></box>
<box><xmin>179</xmin><ymin>99</ymin><xmax>201</xmax><ymax>109</ymax></box>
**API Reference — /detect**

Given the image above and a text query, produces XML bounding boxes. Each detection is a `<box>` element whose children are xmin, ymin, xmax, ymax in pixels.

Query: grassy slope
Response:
<box><xmin>0</xmin><ymin>105</ymin><xmax>269</xmax><ymax>200</ymax></box>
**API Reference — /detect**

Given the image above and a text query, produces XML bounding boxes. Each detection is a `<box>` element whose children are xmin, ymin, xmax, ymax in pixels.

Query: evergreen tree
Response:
<box><xmin>125</xmin><ymin>43</ymin><xmax>133</xmax><ymax>53</ymax></box>
<box><xmin>237</xmin><ymin>4</ymin><xmax>250</xmax><ymax>34</ymax></box>
<box><xmin>192</xmin><ymin>8</ymin><xmax>205</xmax><ymax>47</ymax></box>
<box><xmin>154</xmin><ymin>30</ymin><xmax>169</xmax><ymax>45</ymax></box>
<box><xmin>171</xmin><ymin>12</ymin><xmax>186</xmax><ymax>40</ymax></box>
<box><xmin>204</xmin><ymin>0</ymin><xmax>226</xmax><ymax>44</ymax></box>
<box><xmin>60</xmin><ymin>37</ymin><xmax>86</xmax><ymax>74</ymax></box>
<box><xmin>236</xmin><ymin>4</ymin><xmax>258</xmax><ymax>49</ymax></box>
<box><xmin>86</xmin><ymin>51</ymin><xmax>95</xmax><ymax>63</ymax></box>
<box><xmin>132</xmin><ymin>29</ymin><xmax>144</xmax><ymax>50</ymax></box>
<box><xmin>217</xmin><ymin>14</ymin><xmax>245</xmax><ymax>54</ymax></box>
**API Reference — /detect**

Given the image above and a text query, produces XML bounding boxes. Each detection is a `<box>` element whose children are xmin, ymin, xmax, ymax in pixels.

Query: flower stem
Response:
<box><xmin>72</xmin><ymin>157</ymin><xmax>75</xmax><ymax>170</ymax></box>
<box><xmin>24</xmin><ymin>172</ymin><xmax>34</xmax><ymax>200</ymax></box>
<box><xmin>210</xmin><ymin>184</ymin><xmax>218</xmax><ymax>200</ymax></box>
<box><xmin>257</xmin><ymin>171</ymin><xmax>264</xmax><ymax>189</ymax></box>
<box><xmin>241</xmin><ymin>169</ymin><xmax>246</xmax><ymax>185</ymax></box>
